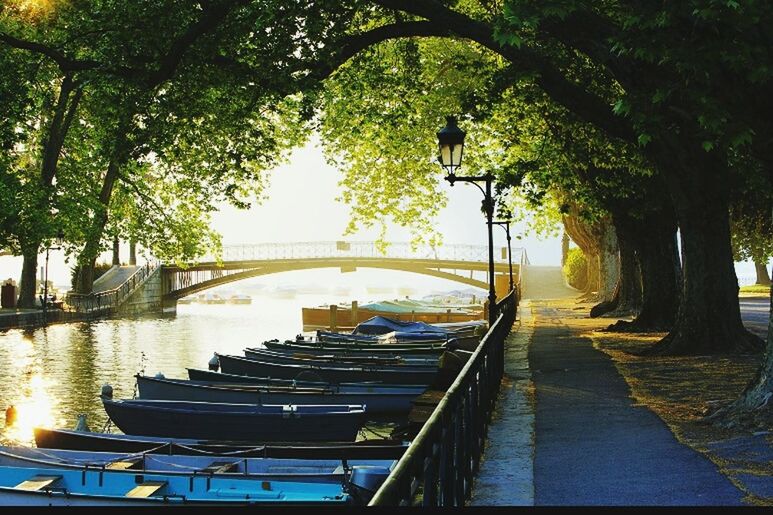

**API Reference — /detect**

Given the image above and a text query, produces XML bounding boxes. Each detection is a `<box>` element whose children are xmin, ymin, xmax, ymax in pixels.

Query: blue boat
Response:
<box><xmin>0</xmin><ymin>445</ymin><xmax>394</xmax><ymax>486</ymax></box>
<box><xmin>243</xmin><ymin>347</ymin><xmax>439</xmax><ymax>368</ymax></box>
<box><xmin>136</xmin><ymin>374</ymin><xmax>424</xmax><ymax>414</ymax></box>
<box><xmin>0</xmin><ymin>464</ymin><xmax>357</xmax><ymax>505</ymax></box>
<box><xmin>316</xmin><ymin>331</ymin><xmax>448</xmax><ymax>345</ymax></box>
<box><xmin>264</xmin><ymin>338</ymin><xmax>447</xmax><ymax>354</ymax></box>
<box><xmin>33</xmin><ymin>427</ymin><xmax>409</xmax><ymax>460</ymax></box>
<box><xmin>216</xmin><ymin>353</ymin><xmax>438</xmax><ymax>385</ymax></box>
<box><xmin>101</xmin><ymin>398</ymin><xmax>365</xmax><ymax>442</ymax></box>
<box><xmin>185</xmin><ymin>367</ymin><xmax>429</xmax><ymax>390</ymax></box>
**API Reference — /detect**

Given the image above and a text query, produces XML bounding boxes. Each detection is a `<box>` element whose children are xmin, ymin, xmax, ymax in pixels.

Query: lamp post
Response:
<box><xmin>437</xmin><ymin>116</ymin><xmax>498</xmax><ymax>327</ymax></box>
<box><xmin>493</xmin><ymin>217</ymin><xmax>514</xmax><ymax>293</ymax></box>
<box><xmin>42</xmin><ymin>230</ymin><xmax>64</xmax><ymax>324</ymax></box>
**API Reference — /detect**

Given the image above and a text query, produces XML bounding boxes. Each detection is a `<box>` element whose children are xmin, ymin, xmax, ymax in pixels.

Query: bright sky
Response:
<box><xmin>0</xmin><ymin>137</ymin><xmax>762</xmax><ymax>290</ymax></box>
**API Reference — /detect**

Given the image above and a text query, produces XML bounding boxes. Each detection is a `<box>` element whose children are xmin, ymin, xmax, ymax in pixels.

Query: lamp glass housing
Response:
<box><xmin>437</xmin><ymin>116</ymin><xmax>466</xmax><ymax>171</ymax></box>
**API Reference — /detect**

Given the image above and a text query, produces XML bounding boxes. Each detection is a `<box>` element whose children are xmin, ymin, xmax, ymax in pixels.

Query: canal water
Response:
<box><xmin>0</xmin><ymin>289</ymin><xmax>442</xmax><ymax>446</ymax></box>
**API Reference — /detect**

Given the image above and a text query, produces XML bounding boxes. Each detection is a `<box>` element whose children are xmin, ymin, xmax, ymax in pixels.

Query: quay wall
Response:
<box><xmin>117</xmin><ymin>267</ymin><xmax>175</xmax><ymax>316</ymax></box>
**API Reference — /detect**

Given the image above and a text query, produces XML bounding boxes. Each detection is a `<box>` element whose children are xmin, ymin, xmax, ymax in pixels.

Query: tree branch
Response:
<box><xmin>368</xmin><ymin>0</ymin><xmax>636</xmax><ymax>142</ymax></box>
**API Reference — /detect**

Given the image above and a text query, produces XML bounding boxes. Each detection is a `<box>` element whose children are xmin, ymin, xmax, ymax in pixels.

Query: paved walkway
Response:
<box><xmin>470</xmin><ymin>266</ymin><xmax>749</xmax><ymax>506</ymax></box>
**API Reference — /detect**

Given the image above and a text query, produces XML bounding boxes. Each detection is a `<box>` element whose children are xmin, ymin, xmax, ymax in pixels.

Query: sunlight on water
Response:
<box><xmin>1</xmin><ymin>280</ymin><xmax>478</xmax><ymax>445</ymax></box>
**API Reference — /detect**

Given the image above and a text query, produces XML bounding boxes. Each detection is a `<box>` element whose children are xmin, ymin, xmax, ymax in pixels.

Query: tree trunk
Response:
<box><xmin>563</xmin><ymin>211</ymin><xmax>604</xmax><ymax>301</ymax></box>
<box><xmin>73</xmin><ymin>129</ymin><xmax>126</xmax><ymax>294</ymax></box>
<box><xmin>561</xmin><ymin>231</ymin><xmax>569</xmax><ymax>267</ymax></box>
<box><xmin>129</xmin><ymin>239</ymin><xmax>137</xmax><ymax>265</ymax></box>
<box><xmin>112</xmin><ymin>236</ymin><xmax>120</xmax><ymax>266</ymax></box>
<box><xmin>591</xmin><ymin>220</ymin><xmax>619</xmax><ymax>313</ymax></box>
<box><xmin>755</xmin><ymin>260</ymin><xmax>772</xmax><ymax>286</ymax></box>
<box><xmin>17</xmin><ymin>77</ymin><xmax>83</xmax><ymax>307</ymax></box>
<box><xmin>708</xmin><ymin>281</ymin><xmax>773</xmax><ymax>428</ymax></box>
<box><xmin>593</xmin><ymin>220</ymin><xmax>641</xmax><ymax>318</ymax></box>
<box><xmin>16</xmin><ymin>244</ymin><xmax>39</xmax><ymax>308</ymax></box>
<box><xmin>606</xmin><ymin>206</ymin><xmax>681</xmax><ymax>332</ymax></box>
<box><xmin>642</xmin><ymin>144</ymin><xmax>763</xmax><ymax>355</ymax></box>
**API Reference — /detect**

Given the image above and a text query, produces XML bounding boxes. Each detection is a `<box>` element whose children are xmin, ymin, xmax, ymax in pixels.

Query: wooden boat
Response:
<box><xmin>0</xmin><ymin>464</ymin><xmax>355</xmax><ymax>505</ymax></box>
<box><xmin>242</xmin><ymin>348</ymin><xmax>439</xmax><ymax>368</ymax></box>
<box><xmin>0</xmin><ymin>446</ymin><xmax>393</xmax><ymax>488</ymax></box>
<box><xmin>302</xmin><ymin>302</ymin><xmax>483</xmax><ymax>331</ymax></box>
<box><xmin>136</xmin><ymin>375</ymin><xmax>424</xmax><ymax>414</ymax></box>
<box><xmin>33</xmin><ymin>428</ymin><xmax>409</xmax><ymax>460</ymax></box>
<box><xmin>265</xmin><ymin>338</ymin><xmax>448</xmax><ymax>354</ymax></box>
<box><xmin>186</xmin><ymin>368</ymin><xmax>429</xmax><ymax>390</ymax></box>
<box><xmin>256</xmin><ymin>342</ymin><xmax>444</xmax><ymax>359</ymax></box>
<box><xmin>216</xmin><ymin>353</ymin><xmax>438</xmax><ymax>385</ymax></box>
<box><xmin>101</xmin><ymin>398</ymin><xmax>365</xmax><ymax>442</ymax></box>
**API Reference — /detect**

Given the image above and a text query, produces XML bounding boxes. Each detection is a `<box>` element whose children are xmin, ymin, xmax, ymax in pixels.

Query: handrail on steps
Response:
<box><xmin>63</xmin><ymin>261</ymin><xmax>159</xmax><ymax>313</ymax></box>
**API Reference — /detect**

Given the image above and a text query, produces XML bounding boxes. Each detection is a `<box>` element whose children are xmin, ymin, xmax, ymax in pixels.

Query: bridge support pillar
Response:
<box><xmin>161</xmin><ymin>297</ymin><xmax>177</xmax><ymax>315</ymax></box>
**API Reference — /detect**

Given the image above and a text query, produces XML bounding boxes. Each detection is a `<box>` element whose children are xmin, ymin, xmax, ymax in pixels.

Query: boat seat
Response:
<box><xmin>14</xmin><ymin>475</ymin><xmax>62</xmax><ymax>492</ymax></box>
<box><xmin>106</xmin><ymin>456</ymin><xmax>144</xmax><ymax>470</ymax></box>
<box><xmin>199</xmin><ymin>461</ymin><xmax>238</xmax><ymax>474</ymax></box>
<box><xmin>125</xmin><ymin>480</ymin><xmax>168</xmax><ymax>498</ymax></box>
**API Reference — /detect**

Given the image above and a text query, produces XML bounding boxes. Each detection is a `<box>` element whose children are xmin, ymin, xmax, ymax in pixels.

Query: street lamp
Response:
<box><xmin>437</xmin><ymin>116</ymin><xmax>498</xmax><ymax>327</ymax></box>
<box><xmin>492</xmin><ymin>216</ymin><xmax>514</xmax><ymax>293</ymax></box>
<box><xmin>42</xmin><ymin>229</ymin><xmax>64</xmax><ymax>324</ymax></box>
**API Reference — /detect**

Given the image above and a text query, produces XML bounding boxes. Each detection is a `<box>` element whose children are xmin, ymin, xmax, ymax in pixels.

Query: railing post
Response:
<box><xmin>453</xmin><ymin>403</ymin><xmax>465</xmax><ymax>506</ymax></box>
<box><xmin>440</xmin><ymin>415</ymin><xmax>453</xmax><ymax>506</ymax></box>
<box><xmin>463</xmin><ymin>388</ymin><xmax>473</xmax><ymax>501</ymax></box>
<box><xmin>469</xmin><ymin>379</ymin><xmax>481</xmax><ymax>474</ymax></box>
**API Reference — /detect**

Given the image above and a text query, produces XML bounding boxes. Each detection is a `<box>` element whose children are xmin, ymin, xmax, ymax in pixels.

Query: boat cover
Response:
<box><xmin>353</xmin><ymin>316</ymin><xmax>450</xmax><ymax>336</ymax></box>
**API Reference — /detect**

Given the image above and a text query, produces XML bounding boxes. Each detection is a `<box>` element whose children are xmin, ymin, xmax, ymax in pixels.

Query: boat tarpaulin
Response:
<box><xmin>353</xmin><ymin>316</ymin><xmax>450</xmax><ymax>337</ymax></box>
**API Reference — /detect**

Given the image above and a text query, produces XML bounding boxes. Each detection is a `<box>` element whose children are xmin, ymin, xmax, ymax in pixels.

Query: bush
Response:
<box><xmin>563</xmin><ymin>247</ymin><xmax>588</xmax><ymax>290</ymax></box>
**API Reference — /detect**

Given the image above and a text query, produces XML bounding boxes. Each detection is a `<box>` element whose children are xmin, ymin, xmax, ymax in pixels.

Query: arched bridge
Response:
<box><xmin>161</xmin><ymin>241</ymin><xmax>527</xmax><ymax>301</ymax></box>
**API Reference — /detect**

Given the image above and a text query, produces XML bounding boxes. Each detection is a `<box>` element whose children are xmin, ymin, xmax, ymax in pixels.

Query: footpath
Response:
<box><xmin>470</xmin><ymin>267</ymin><xmax>768</xmax><ymax>506</ymax></box>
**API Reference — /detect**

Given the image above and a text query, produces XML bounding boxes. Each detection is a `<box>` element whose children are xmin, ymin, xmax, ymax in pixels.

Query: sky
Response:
<box><xmin>0</xmin><ymin>137</ymin><xmax>763</xmax><ymax>290</ymax></box>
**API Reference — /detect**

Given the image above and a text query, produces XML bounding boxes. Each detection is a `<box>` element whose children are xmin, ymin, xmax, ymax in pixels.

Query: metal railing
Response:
<box><xmin>194</xmin><ymin>241</ymin><xmax>526</xmax><ymax>265</ymax></box>
<box><xmin>368</xmin><ymin>288</ymin><xmax>517</xmax><ymax>506</ymax></box>
<box><xmin>64</xmin><ymin>261</ymin><xmax>159</xmax><ymax>314</ymax></box>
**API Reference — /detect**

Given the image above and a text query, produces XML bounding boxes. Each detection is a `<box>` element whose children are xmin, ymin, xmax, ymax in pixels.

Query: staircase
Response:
<box><xmin>64</xmin><ymin>262</ymin><xmax>160</xmax><ymax>315</ymax></box>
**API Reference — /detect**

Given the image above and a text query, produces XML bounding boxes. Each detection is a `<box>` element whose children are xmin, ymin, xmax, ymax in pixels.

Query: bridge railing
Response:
<box><xmin>64</xmin><ymin>261</ymin><xmax>159</xmax><ymax>314</ymax></box>
<box><xmin>194</xmin><ymin>241</ymin><xmax>524</xmax><ymax>265</ymax></box>
<box><xmin>368</xmin><ymin>289</ymin><xmax>517</xmax><ymax>506</ymax></box>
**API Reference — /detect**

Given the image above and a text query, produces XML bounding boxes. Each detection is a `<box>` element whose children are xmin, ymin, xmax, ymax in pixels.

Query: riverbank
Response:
<box><xmin>0</xmin><ymin>308</ymin><xmax>91</xmax><ymax>330</ymax></box>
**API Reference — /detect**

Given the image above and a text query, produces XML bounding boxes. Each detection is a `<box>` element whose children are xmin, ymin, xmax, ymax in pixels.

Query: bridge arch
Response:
<box><xmin>162</xmin><ymin>258</ymin><xmax>506</xmax><ymax>300</ymax></box>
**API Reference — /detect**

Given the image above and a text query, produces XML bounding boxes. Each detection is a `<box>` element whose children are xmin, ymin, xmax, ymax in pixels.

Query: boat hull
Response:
<box><xmin>243</xmin><ymin>348</ymin><xmax>439</xmax><ymax>368</ymax></box>
<box><xmin>136</xmin><ymin>375</ymin><xmax>422</xmax><ymax>414</ymax></box>
<box><xmin>102</xmin><ymin>399</ymin><xmax>364</xmax><ymax>442</ymax></box>
<box><xmin>0</xmin><ymin>465</ymin><xmax>352</xmax><ymax>505</ymax></box>
<box><xmin>33</xmin><ymin>428</ymin><xmax>409</xmax><ymax>460</ymax></box>
<box><xmin>217</xmin><ymin>353</ymin><xmax>437</xmax><ymax>385</ymax></box>
<box><xmin>264</xmin><ymin>339</ymin><xmax>446</xmax><ymax>355</ymax></box>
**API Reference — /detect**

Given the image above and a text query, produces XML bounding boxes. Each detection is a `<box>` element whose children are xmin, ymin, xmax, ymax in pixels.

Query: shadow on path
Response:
<box><xmin>530</xmin><ymin>301</ymin><xmax>745</xmax><ymax>506</ymax></box>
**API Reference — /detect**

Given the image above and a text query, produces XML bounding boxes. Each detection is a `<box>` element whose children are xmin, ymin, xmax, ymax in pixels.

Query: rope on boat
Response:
<box><xmin>171</xmin><ymin>442</ymin><xmax>269</xmax><ymax>457</ymax></box>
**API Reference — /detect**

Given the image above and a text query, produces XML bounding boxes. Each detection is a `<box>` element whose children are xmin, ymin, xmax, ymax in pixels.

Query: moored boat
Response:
<box><xmin>0</xmin><ymin>445</ymin><xmax>394</xmax><ymax>486</ymax></box>
<box><xmin>216</xmin><ymin>353</ymin><xmax>438</xmax><ymax>385</ymax></box>
<box><xmin>0</xmin><ymin>464</ymin><xmax>355</xmax><ymax>505</ymax></box>
<box><xmin>186</xmin><ymin>367</ymin><xmax>430</xmax><ymax>390</ymax></box>
<box><xmin>101</xmin><ymin>398</ymin><xmax>365</xmax><ymax>442</ymax></box>
<box><xmin>33</xmin><ymin>427</ymin><xmax>409</xmax><ymax>460</ymax></box>
<box><xmin>243</xmin><ymin>347</ymin><xmax>439</xmax><ymax>368</ymax></box>
<box><xmin>265</xmin><ymin>337</ymin><xmax>448</xmax><ymax>353</ymax></box>
<box><xmin>136</xmin><ymin>374</ymin><xmax>424</xmax><ymax>414</ymax></box>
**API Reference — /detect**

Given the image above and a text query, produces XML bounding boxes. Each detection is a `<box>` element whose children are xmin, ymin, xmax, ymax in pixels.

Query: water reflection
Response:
<box><xmin>0</xmin><ymin>293</ymin><xmax>372</xmax><ymax>446</ymax></box>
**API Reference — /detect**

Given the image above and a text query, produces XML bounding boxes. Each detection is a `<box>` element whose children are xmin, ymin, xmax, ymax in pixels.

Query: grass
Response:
<box><xmin>740</xmin><ymin>284</ymin><xmax>771</xmax><ymax>296</ymax></box>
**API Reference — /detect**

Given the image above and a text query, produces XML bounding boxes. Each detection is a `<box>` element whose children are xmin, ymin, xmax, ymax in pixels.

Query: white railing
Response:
<box><xmin>195</xmin><ymin>241</ymin><xmax>526</xmax><ymax>265</ymax></box>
